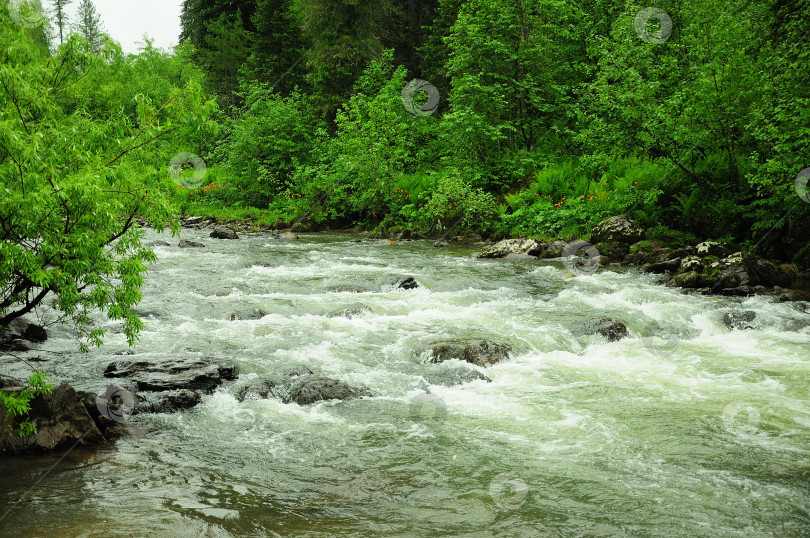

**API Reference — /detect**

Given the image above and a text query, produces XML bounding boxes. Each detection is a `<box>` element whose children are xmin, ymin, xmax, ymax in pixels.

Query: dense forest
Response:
<box><xmin>2</xmin><ymin>0</ymin><xmax>809</xmax><ymax>343</ymax></box>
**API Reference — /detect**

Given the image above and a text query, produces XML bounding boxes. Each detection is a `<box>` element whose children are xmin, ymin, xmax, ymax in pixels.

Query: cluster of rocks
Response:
<box><xmin>478</xmin><ymin>215</ymin><xmax>809</xmax><ymax>300</ymax></box>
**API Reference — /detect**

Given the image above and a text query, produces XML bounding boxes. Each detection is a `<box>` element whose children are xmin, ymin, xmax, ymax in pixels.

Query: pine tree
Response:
<box><xmin>50</xmin><ymin>0</ymin><xmax>73</xmax><ymax>45</ymax></box>
<box><xmin>74</xmin><ymin>0</ymin><xmax>104</xmax><ymax>52</ymax></box>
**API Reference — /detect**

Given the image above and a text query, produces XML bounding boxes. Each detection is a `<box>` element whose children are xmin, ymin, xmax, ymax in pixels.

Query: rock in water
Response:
<box><xmin>424</xmin><ymin>341</ymin><xmax>510</xmax><ymax>367</ymax></box>
<box><xmin>723</xmin><ymin>311</ymin><xmax>758</xmax><ymax>330</ymax></box>
<box><xmin>0</xmin><ymin>317</ymin><xmax>47</xmax><ymax>352</ymax></box>
<box><xmin>589</xmin><ymin>216</ymin><xmax>645</xmax><ymax>245</ymax></box>
<box><xmin>380</xmin><ymin>275</ymin><xmax>419</xmax><ymax>290</ymax></box>
<box><xmin>571</xmin><ymin>318</ymin><xmax>629</xmax><ymax>342</ymax></box>
<box><xmin>279</xmin><ymin>232</ymin><xmax>299</xmax><ymax>240</ymax></box>
<box><xmin>0</xmin><ymin>384</ymin><xmax>104</xmax><ymax>455</ymax></box>
<box><xmin>287</xmin><ymin>377</ymin><xmax>370</xmax><ymax>405</ymax></box>
<box><xmin>178</xmin><ymin>240</ymin><xmax>205</xmax><ymax>248</ymax></box>
<box><xmin>478</xmin><ymin>239</ymin><xmax>545</xmax><ymax>259</ymax></box>
<box><xmin>104</xmin><ymin>357</ymin><xmax>238</xmax><ymax>393</ymax></box>
<box><xmin>327</xmin><ymin>303</ymin><xmax>370</xmax><ymax>318</ymax></box>
<box><xmin>210</xmin><ymin>226</ymin><xmax>239</xmax><ymax>239</ymax></box>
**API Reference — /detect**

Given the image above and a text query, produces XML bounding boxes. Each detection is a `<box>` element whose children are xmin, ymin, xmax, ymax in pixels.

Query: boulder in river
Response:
<box><xmin>589</xmin><ymin>216</ymin><xmax>644</xmax><ymax>246</ymax></box>
<box><xmin>380</xmin><ymin>275</ymin><xmax>419</xmax><ymax>290</ymax></box>
<box><xmin>210</xmin><ymin>226</ymin><xmax>239</xmax><ymax>239</ymax></box>
<box><xmin>424</xmin><ymin>340</ymin><xmax>510</xmax><ymax>367</ymax></box>
<box><xmin>422</xmin><ymin>364</ymin><xmax>492</xmax><ymax>386</ymax></box>
<box><xmin>279</xmin><ymin>232</ymin><xmax>299</xmax><ymax>240</ymax></box>
<box><xmin>286</xmin><ymin>376</ymin><xmax>370</xmax><ymax>405</ymax></box>
<box><xmin>478</xmin><ymin>239</ymin><xmax>545</xmax><ymax>259</ymax></box>
<box><xmin>571</xmin><ymin>318</ymin><xmax>629</xmax><ymax>342</ymax></box>
<box><xmin>0</xmin><ymin>317</ymin><xmax>47</xmax><ymax>352</ymax></box>
<box><xmin>236</xmin><ymin>377</ymin><xmax>284</xmax><ymax>402</ymax></box>
<box><xmin>178</xmin><ymin>240</ymin><xmax>205</xmax><ymax>248</ymax></box>
<box><xmin>723</xmin><ymin>311</ymin><xmax>758</xmax><ymax>330</ymax></box>
<box><xmin>539</xmin><ymin>240</ymin><xmax>567</xmax><ymax>259</ymax></box>
<box><xmin>227</xmin><ymin>308</ymin><xmax>266</xmax><ymax>321</ymax></box>
<box><xmin>701</xmin><ymin>252</ymin><xmax>792</xmax><ymax>292</ymax></box>
<box><xmin>104</xmin><ymin>357</ymin><xmax>238</xmax><ymax>393</ymax></box>
<box><xmin>134</xmin><ymin>389</ymin><xmax>202</xmax><ymax>414</ymax></box>
<box><xmin>1</xmin><ymin>383</ymin><xmax>104</xmax><ymax>455</ymax></box>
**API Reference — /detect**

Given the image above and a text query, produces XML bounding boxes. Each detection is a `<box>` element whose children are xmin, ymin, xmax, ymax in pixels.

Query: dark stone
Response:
<box><xmin>0</xmin><ymin>318</ymin><xmax>47</xmax><ymax>352</ymax></box>
<box><xmin>704</xmin><ymin>252</ymin><xmax>793</xmax><ymax>292</ymax></box>
<box><xmin>104</xmin><ymin>357</ymin><xmax>238</xmax><ymax>393</ymax></box>
<box><xmin>571</xmin><ymin>318</ymin><xmax>629</xmax><ymax>342</ymax></box>
<box><xmin>287</xmin><ymin>377</ymin><xmax>370</xmax><ymax>406</ymax></box>
<box><xmin>178</xmin><ymin>240</ymin><xmax>205</xmax><ymax>248</ymax></box>
<box><xmin>717</xmin><ymin>286</ymin><xmax>755</xmax><ymax>297</ymax></box>
<box><xmin>696</xmin><ymin>242</ymin><xmax>730</xmax><ymax>258</ymax></box>
<box><xmin>539</xmin><ymin>240</ymin><xmax>567</xmax><ymax>259</ymax></box>
<box><xmin>137</xmin><ymin>389</ymin><xmax>202</xmax><ymax>413</ymax></box>
<box><xmin>643</xmin><ymin>258</ymin><xmax>682</xmax><ymax>274</ymax></box>
<box><xmin>667</xmin><ymin>271</ymin><xmax>701</xmax><ymax>288</ymax></box>
<box><xmin>0</xmin><ymin>384</ymin><xmax>104</xmax><ymax>455</ymax></box>
<box><xmin>236</xmin><ymin>378</ymin><xmax>283</xmax><ymax>402</ymax></box>
<box><xmin>210</xmin><ymin>226</ymin><xmax>239</xmax><ymax>239</ymax></box>
<box><xmin>284</xmin><ymin>366</ymin><xmax>314</xmax><ymax>378</ymax></box>
<box><xmin>424</xmin><ymin>340</ymin><xmax>510</xmax><ymax>367</ymax></box>
<box><xmin>723</xmin><ymin>311</ymin><xmax>758</xmax><ymax>330</ymax></box>
<box><xmin>380</xmin><ymin>275</ymin><xmax>419</xmax><ymax>290</ymax></box>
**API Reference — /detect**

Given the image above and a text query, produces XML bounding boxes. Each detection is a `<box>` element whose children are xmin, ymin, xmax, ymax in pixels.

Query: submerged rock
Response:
<box><xmin>236</xmin><ymin>377</ymin><xmax>284</xmax><ymax>402</ymax></box>
<box><xmin>278</xmin><ymin>232</ymin><xmax>299</xmax><ymax>240</ymax></box>
<box><xmin>571</xmin><ymin>318</ymin><xmax>628</xmax><ymax>342</ymax></box>
<box><xmin>178</xmin><ymin>240</ymin><xmax>205</xmax><ymax>248</ymax></box>
<box><xmin>0</xmin><ymin>317</ymin><xmax>47</xmax><ymax>352</ymax></box>
<box><xmin>227</xmin><ymin>308</ymin><xmax>266</xmax><ymax>321</ymax></box>
<box><xmin>0</xmin><ymin>384</ymin><xmax>104</xmax><ymax>455</ymax></box>
<box><xmin>723</xmin><ymin>311</ymin><xmax>758</xmax><ymax>330</ymax></box>
<box><xmin>210</xmin><ymin>226</ymin><xmax>239</xmax><ymax>239</ymax></box>
<box><xmin>424</xmin><ymin>340</ymin><xmax>510</xmax><ymax>367</ymax></box>
<box><xmin>104</xmin><ymin>357</ymin><xmax>238</xmax><ymax>393</ymax></box>
<box><xmin>422</xmin><ymin>365</ymin><xmax>492</xmax><ymax>386</ymax></box>
<box><xmin>327</xmin><ymin>303</ymin><xmax>371</xmax><ymax>319</ymax></box>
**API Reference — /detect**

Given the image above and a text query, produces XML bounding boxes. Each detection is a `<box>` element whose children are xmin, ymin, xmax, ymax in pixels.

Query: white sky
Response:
<box><xmin>61</xmin><ymin>0</ymin><xmax>184</xmax><ymax>54</ymax></box>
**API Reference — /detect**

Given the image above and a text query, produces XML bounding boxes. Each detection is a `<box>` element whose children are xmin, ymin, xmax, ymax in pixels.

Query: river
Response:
<box><xmin>1</xmin><ymin>230</ymin><xmax>809</xmax><ymax>536</ymax></box>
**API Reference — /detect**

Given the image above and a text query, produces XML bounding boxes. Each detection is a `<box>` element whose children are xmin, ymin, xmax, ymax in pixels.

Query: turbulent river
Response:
<box><xmin>1</xmin><ymin>230</ymin><xmax>809</xmax><ymax>536</ymax></box>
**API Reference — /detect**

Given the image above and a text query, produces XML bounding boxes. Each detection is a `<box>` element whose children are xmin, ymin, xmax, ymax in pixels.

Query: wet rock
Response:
<box><xmin>236</xmin><ymin>377</ymin><xmax>284</xmax><ymax>402</ymax></box>
<box><xmin>0</xmin><ymin>384</ymin><xmax>104</xmax><ymax>455</ymax></box>
<box><xmin>279</xmin><ymin>232</ymin><xmax>299</xmax><ymax>240</ymax></box>
<box><xmin>571</xmin><ymin>318</ymin><xmax>628</xmax><ymax>342</ymax></box>
<box><xmin>328</xmin><ymin>284</ymin><xmax>372</xmax><ymax>293</ymax></box>
<box><xmin>696</xmin><ymin>241</ymin><xmax>730</xmax><ymax>258</ymax></box>
<box><xmin>0</xmin><ymin>317</ymin><xmax>47</xmax><ymax>352</ymax></box>
<box><xmin>589</xmin><ymin>216</ymin><xmax>644</xmax><ymax>245</ymax></box>
<box><xmin>667</xmin><ymin>271</ymin><xmax>701</xmax><ymax>289</ymax></box>
<box><xmin>642</xmin><ymin>258</ymin><xmax>682</xmax><ymax>274</ymax></box>
<box><xmin>539</xmin><ymin>240</ymin><xmax>568</xmax><ymax>259</ymax></box>
<box><xmin>723</xmin><ymin>311</ymin><xmax>758</xmax><ymax>330</ymax></box>
<box><xmin>679</xmin><ymin>256</ymin><xmax>704</xmax><ymax>273</ymax></box>
<box><xmin>423</xmin><ymin>365</ymin><xmax>492</xmax><ymax>386</ymax></box>
<box><xmin>703</xmin><ymin>252</ymin><xmax>792</xmax><ymax>292</ymax></box>
<box><xmin>380</xmin><ymin>275</ymin><xmax>419</xmax><ymax>290</ymax></box>
<box><xmin>287</xmin><ymin>377</ymin><xmax>370</xmax><ymax>406</ymax></box>
<box><xmin>327</xmin><ymin>303</ymin><xmax>370</xmax><ymax>319</ymax></box>
<box><xmin>145</xmin><ymin>240</ymin><xmax>171</xmax><ymax>247</ymax></box>
<box><xmin>104</xmin><ymin>357</ymin><xmax>238</xmax><ymax>393</ymax></box>
<box><xmin>210</xmin><ymin>226</ymin><xmax>239</xmax><ymax>239</ymax></box>
<box><xmin>424</xmin><ymin>340</ymin><xmax>511</xmax><ymax>367</ymax></box>
<box><xmin>717</xmin><ymin>286</ymin><xmax>754</xmax><ymax>297</ymax></box>
<box><xmin>178</xmin><ymin>240</ymin><xmax>205</xmax><ymax>248</ymax></box>
<box><xmin>433</xmin><ymin>241</ymin><xmax>448</xmax><ymax>248</ymax></box>
<box><xmin>284</xmin><ymin>366</ymin><xmax>314</xmax><ymax>378</ymax></box>
<box><xmin>504</xmin><ymin>253</ymin><xmax>536</xmax><ymax>260</ymax></box>
<box><xmin>478</xmin><ymin>239</ymin><xmax>545</xmax><ymax>259</ymax></box>
<box><xmin>185</xmin><ymin>216</ymin><xmax>204</xmax><ymax>225</ymax></box>
<box><xmin>227</xmin><ymin>308</ymin><xmax>266</xmax><ymax>321</ymax></box>
<box><xmin>136</xmin><ymin>389</ymin><xmax>202</xmax><ymax>413</ymax></box>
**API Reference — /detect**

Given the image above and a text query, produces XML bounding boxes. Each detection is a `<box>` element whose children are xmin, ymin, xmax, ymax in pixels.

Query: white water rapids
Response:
<box><xmin>1</xmin><ymin>230</ymin><xmax>808</xmax><ymax>536</ymax></box>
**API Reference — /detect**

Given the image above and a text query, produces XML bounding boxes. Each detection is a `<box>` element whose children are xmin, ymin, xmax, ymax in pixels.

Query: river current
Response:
<box><xmin>1</xmin><ymin>230</ymin><xmax>808</xmax><ymax>536</ymax></box>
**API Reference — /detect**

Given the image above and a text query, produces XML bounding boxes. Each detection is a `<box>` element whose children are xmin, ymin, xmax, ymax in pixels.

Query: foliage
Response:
<box><xmin>0</xmin><ymin>370</ymin><xmax>53</xmax><ymax>437</ymax></box>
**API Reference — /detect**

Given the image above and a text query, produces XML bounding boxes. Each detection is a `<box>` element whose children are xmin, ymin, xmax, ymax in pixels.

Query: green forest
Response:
<box><xmin>2</xmin><ymin>0</ymin><xmax>809</xmax><ymax>340</ymax></box>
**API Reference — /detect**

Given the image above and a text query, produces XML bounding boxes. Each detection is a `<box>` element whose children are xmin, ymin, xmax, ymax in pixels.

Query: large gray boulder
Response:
<box><xmin>0</xmin><ymin>318</ymin><xmax>47</xmax><ymax>352</ymax></box>
<box><xmin>286</xmin><ymin>377</ymin><xmax>370</xmax><ymax>405</ymax></box>
<box><xmin>210</xmin><ymin>226</ymin><xmax>239</xmax><ymax>239</ymax></box>
<box><xmin>0</xmin><ymin>384</ymin><xmax>104</xmax><ymax>455</ymax></box>
<box><xmin>478</xmin><ymin>239</ymin><xmax>545</xmax><ymax>259</ymax></box>
<box><xmin>571</xmin><ymin>318</ymin><xmax>629</xmax><ymax>342</ymax></box>
<box><xmin>104</xmin><ymin>357</ymin><xmax>238</xmax><ymax>393</ymax></box>
<box><xmin>589</xmin><ymin>216</ymin><xmax>644</xmax><ymax>245</ymax></box>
